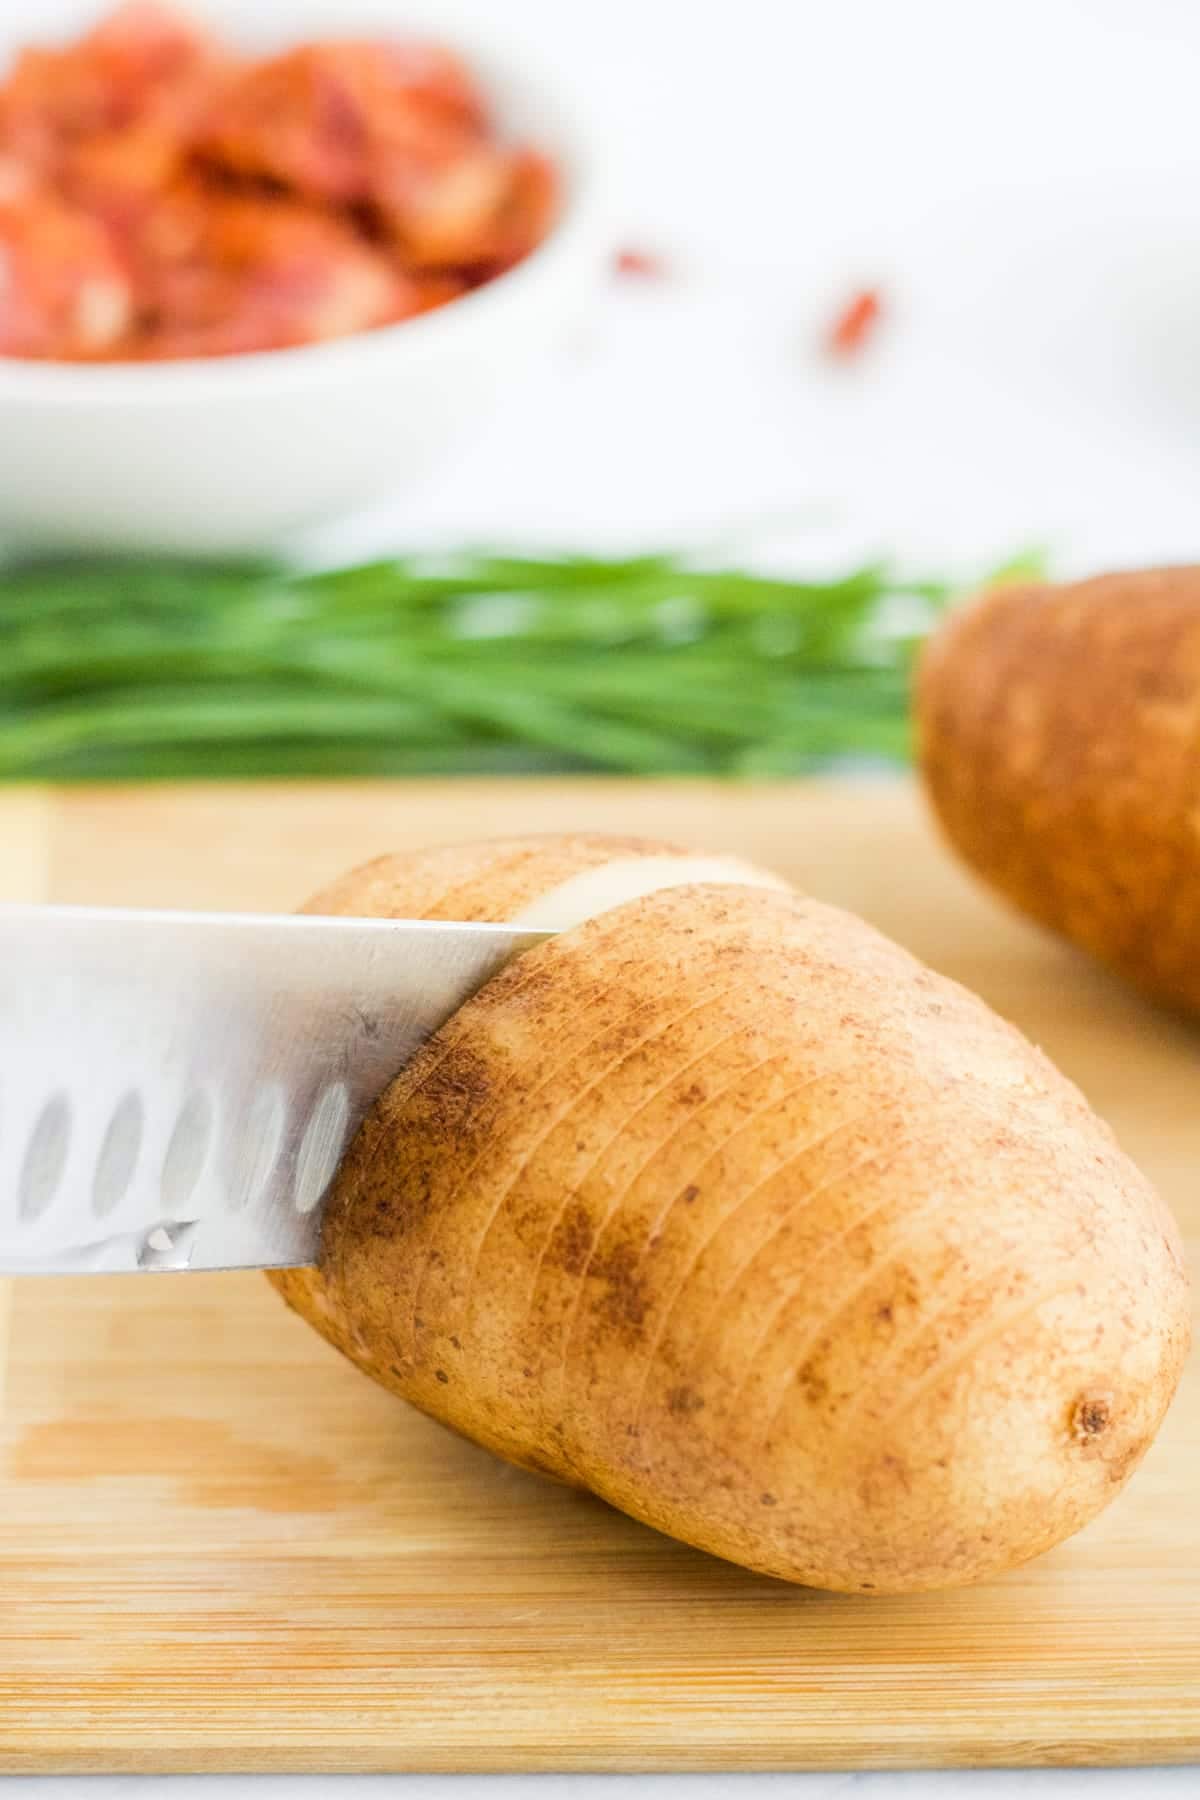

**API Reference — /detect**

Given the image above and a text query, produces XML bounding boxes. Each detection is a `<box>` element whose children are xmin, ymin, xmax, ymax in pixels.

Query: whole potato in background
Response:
<box><xmin>918</xmin><ymin>567</ymin><xmax>1200</xmax><ymax>1017</ymax></box>
<box><xmin>272</xmin><ymin>834</ymin><xmax>1190</xmax><ymax>1594</ymax></box>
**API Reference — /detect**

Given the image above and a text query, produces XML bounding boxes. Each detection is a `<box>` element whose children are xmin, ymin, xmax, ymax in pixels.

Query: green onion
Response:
<box><xmin>0</xmin><ymin>548</ymin><xmax>1037</xmax><ymax>780</ymax></box>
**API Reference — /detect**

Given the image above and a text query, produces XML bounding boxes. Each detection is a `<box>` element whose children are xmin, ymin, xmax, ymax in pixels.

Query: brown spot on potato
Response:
<box><xmin>548</xmin><ymin>1198</ymin><xmax>595</xmax><ymax>1277</ymax></box>
<box><xmin>860</xmin><ymin>1452</ymin><xmax>914</xmax><ymax>1508</ymax></box>
<box><xmin>1072</xmin><ymin>1390</ymin><xmax>1113</xmax><ymax>1444</ymax></box>
<box><xmin>887</xmin><ymin>1267</ymin><xmax>922</xmax><ymax>1314</ymax></box>
<box><xmin>416</xmin><ymin>1048</ymin><xmax>493</xmax><ymax>1142</ymax></box>
<box><xmin>592</xmin><ymin>1238</ymin><xmax>651</xmax><ymax>1339</ymax></box>
<box><xmin>796</xmin><ymin>1358</ymin><xmax>829</xmax><ymax>1405</ymax></box>
<box><xmin>666</xmin><ymin>1385</ymin><xmax>705</xmax><ymax>1416</ymax></box>
<box><xmin>681</xmin><ymin>1184</ymin><xmax>700</xmax><ymax>1204</ymax></box>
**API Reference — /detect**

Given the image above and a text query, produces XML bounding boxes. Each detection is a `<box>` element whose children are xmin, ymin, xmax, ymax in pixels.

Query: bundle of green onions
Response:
<box><xmin>0</xmin><ymin>549</ymin><xmax>1012</xmax><ymax>780</ymax></box>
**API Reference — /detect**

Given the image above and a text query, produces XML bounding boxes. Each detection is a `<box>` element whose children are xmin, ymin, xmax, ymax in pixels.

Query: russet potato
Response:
<box><xmin>918</xmin><ymin>566</ymin><xmax>1200</xmax><ymax>1016</ymax></box>
<box><xmin>271</xmin><ymin>834</ymin><xmax>1190</xmax><ymax>1593</ymax></box>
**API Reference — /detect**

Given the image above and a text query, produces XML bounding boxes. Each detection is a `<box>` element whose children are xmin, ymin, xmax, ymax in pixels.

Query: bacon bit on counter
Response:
<box><xmin>824</xmin><ymin>286</ymin><xmax>883</xmax><ymax>359</ymax></box>
<box><xmin>0</xmin><ymin>2</ymin><xmax>559</xmax><ymax>362</ymax></box>
<box><xmin>613</xmin><ymin>246</ymin><xmax>668</xmax><ymax>278</ymax></box>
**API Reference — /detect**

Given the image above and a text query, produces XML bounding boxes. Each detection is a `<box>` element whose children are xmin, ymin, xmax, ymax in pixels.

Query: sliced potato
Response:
<box><xmin>271</xmin><ymin>833</ymin><xmax>1190</xmax><ymax>1592</ymax></box>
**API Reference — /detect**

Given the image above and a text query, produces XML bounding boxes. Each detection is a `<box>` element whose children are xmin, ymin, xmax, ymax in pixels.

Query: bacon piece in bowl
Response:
<box><xmin>194</xmin><ymin>39</ymin><xmax>486</xmax><ymax>206</ymax></box>
<box><xmin>132</xmin><ymin>179</ymin><xmax>419</xmax><ymax>357</ymax></box>
<box><xmin>0</xmin><ymin>5</ymin><xmax>602</xmax><ymax>550</ymax></box>
<box><xmin>0</xmin><ymin>176</ymin><xmax>133</xmax><ymax>357</ymax></box>
<box><xmin>196</xmin><ymin>39</ymin><xmax>558</xmax><ymax>278</ymax></box>
<box><xmin>0</xmin><ymin>2</ymin><xmax>224</xmax><ymax>177</ymax></box>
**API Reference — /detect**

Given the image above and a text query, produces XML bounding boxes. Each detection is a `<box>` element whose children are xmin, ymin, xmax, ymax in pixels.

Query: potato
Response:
<box><xmin>917</xmin><ymin>566</ymin><xmax>1200</xmax><ymax>1015</ymax></box>
<box><xmin>270</xmin><ymin>833</ymin><xmax>1190</xmax><ymax>1593</ymax></box>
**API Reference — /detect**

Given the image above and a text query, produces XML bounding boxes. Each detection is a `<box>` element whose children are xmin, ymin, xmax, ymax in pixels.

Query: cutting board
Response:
<box><xmin>1</xmin><ymin>779</ymin><xmax>1197</xmax><ymax>1774</ymax></box>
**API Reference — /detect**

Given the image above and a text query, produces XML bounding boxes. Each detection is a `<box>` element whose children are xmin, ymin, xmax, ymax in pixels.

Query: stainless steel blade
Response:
<box><xmin>0</xmin><ymin>905</ymin><xmax>548</xmax><ymax>1275</ymax></box>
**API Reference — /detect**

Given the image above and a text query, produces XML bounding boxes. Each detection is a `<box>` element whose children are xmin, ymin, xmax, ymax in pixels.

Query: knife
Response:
<box><xmin>0</xmin><ymin>905</ymin><xmax>549</xmax><ymax>1275</ymax></box>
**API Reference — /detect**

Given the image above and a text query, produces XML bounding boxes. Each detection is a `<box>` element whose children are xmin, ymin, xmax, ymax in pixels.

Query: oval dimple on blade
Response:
<box><xmin>92</xmin><ymin>1091</ymin><xmax>144</xmax><ymax>1219</ymax></box>
<box><xmin>161</xmin><ymin>1088</ymin><xmax>215</xmax><ymax>1217</ymax></box>
<box><xmin>230</xmin><ymin>1083</ymin><xmax>287</xmax><ymax>1213</ymax></box>
<box><xmin>294</xmin><ymin>1082</ymin><xmax>351</xmax><ymax>1216</ymax></box>
<box><xmin>19</xmin><ymin>1092</ymin><xmax>71</xmax><ymax>1223</ymax></box>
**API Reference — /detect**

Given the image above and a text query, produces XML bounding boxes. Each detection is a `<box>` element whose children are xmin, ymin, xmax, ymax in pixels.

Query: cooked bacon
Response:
<box><xmin>195</xmin><ymin>40</ymin><xmax>486</xmax><ymax>205</ymax></box>
<box><xmin>0</xmin><ymin>185</ymin><xmax>134</xmax><ymax>357</ymax></box>
<box><xmin>0</xmin><ymin>4</ymin><xmax>222</xmax><ymax>163</ymax></box>
<box><xmin>824</xmin><ymin>286</ymin><xmax>883</xmax><ymax>359</ymax></box>
<box><xmin>0</xmin><ymin>6</ymin><xmax>557</xmax><ymax>361</ymax></box>
<box><xmin>132</xmin><ymin>183</ymin><xmax>418</xmax><ymax>356</ymax></box>
<box><xmin>613</xmin><ymin>246</ymin><xmax>668</xmax><ymax>278</ymax></box>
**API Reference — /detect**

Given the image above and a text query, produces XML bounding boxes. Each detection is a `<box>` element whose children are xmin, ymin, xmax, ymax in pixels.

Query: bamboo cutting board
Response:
<box><xmin>0</xmin><ymin>779</ymin><xmax>1197</xmax><ymax>1774</ymax></box>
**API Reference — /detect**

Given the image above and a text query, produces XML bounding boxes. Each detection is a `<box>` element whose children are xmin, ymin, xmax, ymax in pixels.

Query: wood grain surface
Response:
<box><xmin>0</xmin><ymin>790</ymin><xmax>51</xmax><ymax>1416</ymax></box>
<box><xmin>0</xmin><ymin>779</ymin><xmax>1196</xmax><ymax>1774</ymax></box>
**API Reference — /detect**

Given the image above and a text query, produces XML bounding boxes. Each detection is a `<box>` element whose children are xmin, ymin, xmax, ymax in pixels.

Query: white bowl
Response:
<box><xmin>0</xmin><ymin>2</ymin><xmax>608</xmax><ymax>554</ymax></box>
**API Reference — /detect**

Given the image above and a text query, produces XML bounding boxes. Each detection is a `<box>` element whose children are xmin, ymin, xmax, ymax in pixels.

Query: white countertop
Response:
<box><xmin>306</xmin><ymin>0</ymin><xmax>1200</xmax><ymax>583</ymax></box>
<box><xmin>5</xmin><ymin>1770</ymin><xmax>1200</xmax><ymax>1798</ymax></box>
<box><xmin>6</xmin><ymin>0</ymin><xmax>1199</xmax><ymax>1789</ymax></box>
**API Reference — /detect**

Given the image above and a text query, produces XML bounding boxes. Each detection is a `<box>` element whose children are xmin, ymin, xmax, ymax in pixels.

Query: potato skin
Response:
<box><xmin>271</xmin><ymin>834</ymin><xmax>1190</xmax><ymax>1593</ymax></box>
<box><xmin>917</xmin><ymin>567</ymin><xmax>1200</xmax><ymax>1015</ymax></box>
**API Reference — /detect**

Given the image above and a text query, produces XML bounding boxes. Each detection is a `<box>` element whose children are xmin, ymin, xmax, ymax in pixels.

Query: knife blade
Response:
<box><xmin>0</xmin><ymin>905</ymin><xmax>549</xmax><ymax>1275</ymax></box>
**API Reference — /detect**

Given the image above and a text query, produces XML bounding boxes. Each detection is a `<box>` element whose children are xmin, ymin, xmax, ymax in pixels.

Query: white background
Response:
<box><xmin>6</xmin><ymin>0</ymin><xmax>1200</xmax><ymax>1793</ymax></box>
<box><xmin>316</xmin><ymin>0</ymin><xmax>1200</xmax><ymax>586</ymax></box>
